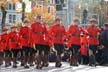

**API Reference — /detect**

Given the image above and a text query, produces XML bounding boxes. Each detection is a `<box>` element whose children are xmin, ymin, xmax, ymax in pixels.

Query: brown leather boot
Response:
<box><xmin>36</xmin><ymin>54</ymin><xmax>43</xmax><ymax>69</ymax></box>
<box><xmin>42</xmin><ymin>55</ymin><xmax>49</xmax><ymax>67</ymax></box>
<box><xmin>5</xmin><ymin>58</ymin><xmax>10</xmax><ymax>67</ymax></box>
<box><xmin>29</xmin><ymin>56</ymin><xmax>35</xmax><ymax>66</ymax></box>
<box><xmin>55</xmin><ymin>54</ymin><xmax>62</xmax><ymax>67</ymax></box>
<box><xmin>5</xmin><ymin>57</ymin><xmax>12</xmax><ymax>67</ymax></box>
<box><xmin>20</xmin><ymin>56</ymin><xmax>25</xmax><ymax>66</ymax></box>
<box><xmin>70</xmin><ymin>56</ymin><xmax>74</xmax><ymax>66</ymax></box>
<box><xmin>24</xmin><ymin>57</ymin><xmax>29</xmax><ymax>68</ymax></box>
<box><xmin>73</xmin><ymin>54</ymin><xmax>78</xmax><ymax>66</ymax></box>
<box><xmin>0</xmin><ymin>56</ymin><xmax>3</xmax><ymax>65</ymax></box>
<box><xmin>13</xmin><ymin>57</ymin><xmax>17</xmax><ymax>68</ymax></box>
<box><xmin>89</xmin><ymin>55</ymin><xmax>96</xmax><ymax>67</ymax></box>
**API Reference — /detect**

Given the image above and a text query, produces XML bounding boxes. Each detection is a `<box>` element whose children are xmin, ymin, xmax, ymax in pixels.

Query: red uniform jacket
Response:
<box><xmin>41</xmin><ymin>23</ymin><xmax>50</xmax><ymax>45</ymax></box>
<box><xmin>49</xmin><ymin>24</ymin><xmax>66</xmax><ymax>44</ymax></box>
<box><xmin>19</xmin><ymin>26</ymin><xmax>32</xmax><ymax>47</ymax></box>
<box><xmin>87</xmin><ymin>25</ymin><xmax>101</xmax><ymax>45</ymax></box>
<box><xmin>80</xmin><ymin>34</ymin><xmax>88</xmax><ymax>56</ymax></box>
<box><xmin>8</xmin><ymin>31</ymin><xmax>21</xmax><ymax>49</ymax></box>
<box><xmin>31</xmin><ymin>22</ymin><xmax>47</xmax><ymax>45</ymax></box>
<box><xmin>0</xmin><ymin>33</ymin><xmax>9</xmax><ymax>51</ymax></box>
<box><xmin>67</xmin><ymin>24</ymin><xmax>85</xmax><ymax>45</ymax></box>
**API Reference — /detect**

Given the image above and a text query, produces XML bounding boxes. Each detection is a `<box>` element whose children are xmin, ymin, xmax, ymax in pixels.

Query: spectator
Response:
<box><xmin>99</xmin><ymin>23</ymin><xmax>108</xmax><ymax>65</ymax></box>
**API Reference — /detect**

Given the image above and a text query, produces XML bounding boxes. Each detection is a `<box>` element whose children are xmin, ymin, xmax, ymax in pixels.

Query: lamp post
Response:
<box><xmin>21</xmin><ymin>0</ymin><xmax>25</xmax><ymax>21</ymax></box>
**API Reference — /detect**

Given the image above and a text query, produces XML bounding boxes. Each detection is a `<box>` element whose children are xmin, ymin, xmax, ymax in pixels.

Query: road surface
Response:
<box><xmin>0</xmin><ymin>62</ymin><xmax>108</xmax><ymax>72</ymax></box>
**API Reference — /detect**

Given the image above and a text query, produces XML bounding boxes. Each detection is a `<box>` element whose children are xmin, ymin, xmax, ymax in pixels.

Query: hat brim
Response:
<box><xmin>2</xmin><ymin>29</ymin><xmax>8</xmax><ymax>31</ymax></box>
<box><xmin>23</xmin><ymin>21</ymin><xmax>30</xmax><ymax>24</ymax></box>
<box><xmin>11</xmin><ymin>26</ymin><xmax>17</xmax><ymax>29</ymax></box>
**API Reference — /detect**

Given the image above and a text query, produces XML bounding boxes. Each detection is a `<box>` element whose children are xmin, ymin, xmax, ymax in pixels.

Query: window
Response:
<box><xmin>9</xmin><ymin>15</ymin><xmax>12</xmax><ymax>23</ymax></box>
<box><xmin>55</xmin><ymin>0</ymin><xmax>60</xmax><ymax>4</ymax></box>
<box><xmin>9</xmin><ymin>15</ymin><xmax>16</xmax><ymax>23</ymax></box>
<box><xmin>13</xmin><ymin>4</ymin><xmax>16</xmax><ymax>10</ymax></box>
<box><xmin>13</xmin><ymin>15</ymin><xmax>16</xmax><ymax>23</ymax></box>
<box><xmin>55</xmin><ymin>0</ymin><xmax>64</xmax><ymax>11</ymax></box>
<box><xmin>9</xmin><ymin>3</ymin><xmax>12</xmax><ymax>10</ymax></box>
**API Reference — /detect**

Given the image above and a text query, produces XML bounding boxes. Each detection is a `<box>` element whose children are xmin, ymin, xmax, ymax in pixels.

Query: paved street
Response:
<box><xmin>0</xmin><ymin>62</ymin><xmax>108</xmax><ymax>72</ymax></box>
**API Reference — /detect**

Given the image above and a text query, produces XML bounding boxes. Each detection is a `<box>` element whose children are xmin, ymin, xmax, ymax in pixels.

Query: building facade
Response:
<box><xmin>0</xmin><ymin>2</ymin><xmax>22</xmax><ymax>27</ymax></box>
<box><xmin>50</xmin><ymin>0</ymin><xmax>75</xmax><ymax>29</ymax></box>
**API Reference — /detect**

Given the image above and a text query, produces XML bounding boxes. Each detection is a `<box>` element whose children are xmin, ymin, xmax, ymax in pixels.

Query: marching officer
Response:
<box><xmin>19</xmin><ymin>20</ymin><xmax>34</xmax><ymax>68</ymax></box>
<box><xmin>0</xmin><ymin>27</ymin><xmax>11</xmax><ymax>67</ymax></box>
<box><xmin>31</xmin><ymin>15</ymin><xmax>48</xmax><ymax>69</ymax></box>
<box><xmin>86</xmin><ymin>18</ymin><xmax>101</xmax><ymax>66</ymax></box>
<box><xmin>8</xmin><ymin>25</ymin><xmax>21</xmax><ymax>68</ymax></box>
<box><xmin>49</xmin><ymin>18</ymin><xmax>66</xmax><ymax>67</ymax></box>
<box><xmin>67</xmin><ymin>19</ymin><xmax>85</xmax><ymax>66</ymax></box>
<box><xmin>40</xmin><ymin>17</ymin><xmax>50</xmax><ymax>67</ymax></box>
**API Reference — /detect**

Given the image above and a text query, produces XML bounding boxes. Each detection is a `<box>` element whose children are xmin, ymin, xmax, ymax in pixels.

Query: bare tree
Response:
<box><xmin>95</xmin><ymin>0</ymin><xmax>108</xmax><ymax>25</ymax></box>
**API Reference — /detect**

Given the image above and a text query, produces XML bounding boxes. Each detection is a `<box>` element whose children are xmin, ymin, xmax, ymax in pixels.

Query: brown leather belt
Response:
<box><xmin>22</xmin><ymin>36</ymin><xmax>28</xmax><ymax>39</ymax></box>
<box><xmin>10</xmin><ymin>39</ymin><xmax>16</xmax><ymax>42</ymax></box>
<box><xmin>72</xmin><ymin>34</ymin><xmax>80</xmax><ymax>37</ymax></box>
<box><xmin>34</xmin><ymin>32</ymin><xmax>44</xmax><ymax>34</ymax></box>
<box><xmin>89</xmin><ymin>36</ymin><xmax>97</xmax><ymax>38</ymax></box>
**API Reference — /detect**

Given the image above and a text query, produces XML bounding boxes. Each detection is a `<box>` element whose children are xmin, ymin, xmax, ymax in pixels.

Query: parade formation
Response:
<box><xmin>0</xmin><ymin>15</ymin><xmax>108</xmax><ymax>70</ymax></box>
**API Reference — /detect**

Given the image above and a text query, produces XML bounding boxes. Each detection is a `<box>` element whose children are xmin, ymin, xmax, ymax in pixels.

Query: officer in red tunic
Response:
<box><xmin>8</xmin><ymin>25</ymin><xmax>21</xmax><ymax>68</ymax></box>
<box><xmin>0</xmin><ymin>27</ymin><xmax>11</xmax><ymax>67</ymax></box>
<box><xmin>31</xmin><ymin>15</ymin><xmax>48</xmax><ymax>69</ymax></box>
<box><xmin>40</xmin><ymin>17</ymin><xmax>50</xmax><ymax>67</ymax></box>
<box><xmin>19</xmin><ymin>20</ymin><xmax>34</xmax><ymax>68</ymax></box>
<box><xmin>67</xmin><ymin>19</ymin><xmax>85</xmax><ymax>66</ymax></box>
<box><xmin>86</xmin><ymin>18</ymin><xmax>101</xmax><ymax>66</ymax></box>
<box><xmin>49</xmin><ymin>18</ymin><xmax>66</xmax><ymax>67</ymax></box>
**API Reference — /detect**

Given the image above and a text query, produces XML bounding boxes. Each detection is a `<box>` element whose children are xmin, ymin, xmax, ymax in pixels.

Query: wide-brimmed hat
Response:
<box><xmin>55</xmin><ymin>18</ymin><xmax>60</xmax><ymax>22</ymax></box>
<box><xmin>90</xmin><ymin>18</ymin><xmax>97</xmax><ymax>23</ymax></box>
<box><xmin>23</xmin><ymin>20</ymin><xmax>30</xmax><ymax>24</ymax></box>
<box><xmin>11</xmin><ymin>25</ymin><xmax>18</xmax><ymax>29</ymax></box>
<box><xmin>2</xmin><ymin>27</ymin><xmax>8</xmax><ymax>31</ymax></box>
